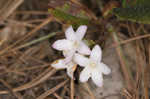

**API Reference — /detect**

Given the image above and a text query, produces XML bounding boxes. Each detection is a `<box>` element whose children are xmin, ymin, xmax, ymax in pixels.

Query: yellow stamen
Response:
<box><xmin>90</xmin><ymin>62</ymin><xmax>96</xmax><ymax>68</ymax></box>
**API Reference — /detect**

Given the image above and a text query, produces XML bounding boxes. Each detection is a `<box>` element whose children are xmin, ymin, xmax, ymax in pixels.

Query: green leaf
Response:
<box><xmin>134</xmin><ymin>0</ymin><xmax>150</xmax><ymax>6</ymax></box>
<box><xmin>122</xmin><ymin>0</ymin><xmax>128</xmax><ymax>8</ymax></box>
<box><xmin>113</xmin><ymin>6</ymin><xmax>150</xmax><ymax>24</ymax></box>
<box><xmin>48</xmin><ymin>0</ymin><xmax>93</xmax><ymax>28</ymax></box>
<box><xmin>49</xmin><ymin>0</ymin><xmax>91</xmax><ymax>19</ymax></box>
<box><xmin>48</xmin><ymin>8</ymin><xmax>89</xmax><ymax>28</ymax></box>
<box><xmin>122</xmin><ymin>0</ymin><xmax>150</xmax><ymax>7</ymax></box>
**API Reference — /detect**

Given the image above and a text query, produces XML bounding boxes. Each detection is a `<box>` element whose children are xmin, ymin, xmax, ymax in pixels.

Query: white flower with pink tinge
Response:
<box><xmin>74</xmin><ymin>45</ymin><xmax>111</xmax><ymax>87</ymax></box>
<box><xmin>51</xmin><ymin>59</ymin><xmax>77</xmax><ymax>79</ymax></box>
<box><xmin>52</xmin><ymin>25</ymin><xmax>91</xmax><ymax>63</ymax></box>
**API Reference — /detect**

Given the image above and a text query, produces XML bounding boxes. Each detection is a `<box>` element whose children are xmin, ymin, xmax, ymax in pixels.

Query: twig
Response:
<box><xmin>36</xmin><ymin>80</ymin><xmax>68</xmax><ymax>99</ymax></box>
<box><xmin>53</xmin><ymin>93</ymin><xmax>63</xmax><ymax>99</ymax></box>
<box><xmin>70</xmin><ymin>79</ymin><xmax>74</xmax><ymax>99</ymax></box>
<box><xmin>0</xmin><ymin>17</ymin><xmax>53</xmax><ymax>56</ymax></box>
<box><xmin>0</xmin><ymin>67</ymin><xmax>56</xmax><ymax>94</ymax></box>
<box><xmin>112</xmin><ymin>33</ymin><xmax>150</xmax><ymax>48</ymax></box>
<box><xmin>0</xmin><ymin>79</ymin><xmax>23</xmax><ymax>99</ymax></box>
<box><xmin>25</xmin><ymin>19</ymin><xmax>46</xmax><ymax>23</ymax></box>
<box><xmin>143</xmin><ymin>68</ymin><xmax>149</xmax><ymax>99</ymax></box>
<box><xmin>0</xmin><ymin>0</ymin><xmax>24</xmax><ymax>21</ymax></box>
<box><xmin>15</xmin><ymin>11</ymin><xmax>49</xmax><ymax>15</ymax></box>
<box><xmin>13</xmin><ymin>31</ymin><xmax>57</xmax><ymax>50</ymax></box>
<box><xmin>107</xmin><ymin>24</ymin><xmax>134</xmax><ymax>91</ymax></box>
<box><xmin>135</xmin><ymin>43</ymin><xmax>143</xmax><ymax>99</ymax></box>
<box><xmin>6</xmin><ymin>19</ymin><xmax>37</xmax><ymax>28</ymax></box>
<box><xmin>84</xmin><ymin>83</ymin><xmax>95</xmax><ymax>99</ymax></box>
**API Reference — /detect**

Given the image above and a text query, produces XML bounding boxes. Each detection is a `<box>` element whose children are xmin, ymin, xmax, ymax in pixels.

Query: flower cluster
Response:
<box><xmin>51</xmin><ymin>25</ymin><xmax>111</xmax><ymax>87</ymax></box>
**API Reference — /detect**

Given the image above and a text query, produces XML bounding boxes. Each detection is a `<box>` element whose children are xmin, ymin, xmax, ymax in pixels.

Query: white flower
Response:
<box><xmin>51</xmin><ymin>59</ymin><xmax>77</xmax><ymax>79</ymax></box>
<box><xmin>52</xmin><ymin>25</ymin><xmax>91</xmax><ymax>63</ymax></box>
<box><xmin>74</xmin><ymin>45</ymin><xmax>111</xmax><ymax>87</ymax></box>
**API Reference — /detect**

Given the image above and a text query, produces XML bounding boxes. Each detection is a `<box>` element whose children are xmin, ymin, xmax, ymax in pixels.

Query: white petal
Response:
<box><xmin>63</xmin><ymin>50</ymin><xmax>68</xmax><ymax>57</ymax></box>
<box><xmin>79</xmin><ymin>67</ymin><xmax>91</xmax><ymax>82</ymax></box>
<box><xmin>90</xmin><ymin>45</ymin><xmax>102</xmax><ymax>62</ymax></box>
<box><xmin>52</xmin><ymin>39</ymin><xmax>73</xmax><ymax>51</ymax></box>
<box><xmin>67</xmin><ymin>62</ymin><xmax>77</xmax><ymax>79</ymax></box>
<box><xmin>98</xmin><ymin>63</ymin><xmax>111</xmax><ymax>75</ymax></box>
<box><xmin>64</xmin><ymin>55</ymin><xmax>73</xmax><ymax>64</ymax></box>
<box><xmin>76</xmin><ymin>25</ymin><xmax>87</xmax><ymax>40</ymax></box>
<box><xmin>65</xmin><ymin>26</ymin><xmax>76</xmax><ymax>41</ymax></box>
<box><xmin>77</xmin><ymin>41</ymin><xmax>91</xmax><ymax>55</ymax></box>
<box><xmin>63</xmin><ymin>50</ymin><xmax>75</xmax><ymax>57</ymax></box>
<box><xmin>63</xmin><ymin>50</ymin><xmax>75</xmax><ymax>64</ymax></box>
<box><xmin>74</xmin><ymin>53</ymin><xmax>89</xmax><ymax>67</ymax></box>
<box><xmin>51</xmin><ymin>59</ymin><xmax>66</xmax><ymax>69</ymax></box>
<box><xmin>91</xmin><ymin>69</ymin><xmax>103</xmax><ymax>87</ymax></box>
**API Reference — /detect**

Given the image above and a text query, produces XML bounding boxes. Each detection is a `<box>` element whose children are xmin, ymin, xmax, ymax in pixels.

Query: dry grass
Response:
<box><xmin>0</xmin><ymin>0</ymin><xmax>149</xmax><ymax>99</ymax></box>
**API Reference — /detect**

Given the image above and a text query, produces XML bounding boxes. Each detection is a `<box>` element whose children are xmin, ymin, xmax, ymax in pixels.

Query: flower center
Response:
<box><xmin>63</xmin><ymin>50</ymin><xmax>68</xmax><ymax>56</ymax></box>
<box><xmin>73</xmin><ymin>41</ymin><xmax>79</xmax><ymax>48</ymax></box>
<box><xmin>89</xmin><ymin>61</ymin><xmax>96</xmax><ymax>68</ymax></box>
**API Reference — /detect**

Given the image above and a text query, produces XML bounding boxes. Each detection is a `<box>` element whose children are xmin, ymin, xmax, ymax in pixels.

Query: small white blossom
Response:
<box><xmin>74</xmin><ymin>45</ymin><xmax>111</xmax><ymax>87</ymax></box>
<box><xmin>52</xmin><ymin>25</ymin><xmax>91</xmax><ymax>63</ymax></box>
<box><xmin>51</xmin><ymin>59</ymin><xmax>77</xmax><ymax>79</ymax></box>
